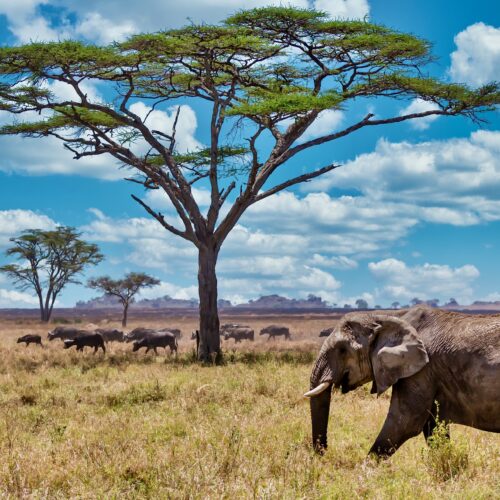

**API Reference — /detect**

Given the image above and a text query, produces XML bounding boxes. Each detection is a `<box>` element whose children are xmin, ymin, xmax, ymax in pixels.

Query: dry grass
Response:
<box><xmin>0</xmin><ymin>316</ymin><xmax>498</xmax><ymax>498</ymax></box>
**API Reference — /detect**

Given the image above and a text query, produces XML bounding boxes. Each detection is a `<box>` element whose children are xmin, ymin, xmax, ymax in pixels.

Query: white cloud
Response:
<box><xmin>145</xmin><ymin>187</ymin><xmax>211</xmax><ymax>211</ymax></box>
<box><xmin>0</xmin><ymin>209</ymin><xmax>57</xmax><ymax>247</ymax></box>
<box><xmin>449</xmin><ymin>23</ymin><xmax>500</xmax><ymax>86</ymax></box>
<box><xmin>368</xmin><ymin>258</ymin><xmax>480</xmax><ymax>303</ymax></box>
<box><xmin>3</xmin><ymin>0</ymin><xmax>367</xmax><ymax>47</ymax></box>
<box><xmin>399</xmin><ymin>98</ymin><xmax>440</xmax><ymax>130</ymax></box>
<box><xmin>0</xmin><ymin>135</ymin><xmax>124</xmax><ymax>179</ymax></box>
<box><xmin>74</xmin><ymin>12</ymin><xmax>136</xmax><ymax>44</ymax></box>
<box><xmin>309</xmin><ymin>130</ymin><xmax>500</xmax><ymax>225</ymax></box>
<box><xmin>314</xmin><ymin>0</ymin><xmax>369</xmax><ymax>19</ymax></box>
<box><xmin>129</xmin><ymin>102</ymin><xmax>202</xmax><ymax>154</ymax></box>
<box><xmin>138</xmin><ymin>281</ymin><xmax>198</xmax><ymax>301</ymax></box>
<box><xmin>309</xmin><ymin>254</ymin><xmax>358</xmax><ymax>270</ymax></box>
<box><xmin>302</xmin><ymin>110</ymin><xmax>344</xmax><ymax>141</ymax></box>
<box><xmin>0</xmin><ymin>288</ymin><xmax>39</xmax><ymax>307</ymax></box>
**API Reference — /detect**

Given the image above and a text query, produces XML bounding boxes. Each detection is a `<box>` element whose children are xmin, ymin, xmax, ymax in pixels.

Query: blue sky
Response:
<box><xmin>0</xmin><ymin>0</ymin><xmax>499</xmax><ymax>308</ymax></box>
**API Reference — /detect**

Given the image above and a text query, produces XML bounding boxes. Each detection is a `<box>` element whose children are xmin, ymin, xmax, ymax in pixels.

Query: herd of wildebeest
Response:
<box><xmin>15</xmin><ymin>322</ymin><xmax>303</xmax><ymax>354</ymax></box>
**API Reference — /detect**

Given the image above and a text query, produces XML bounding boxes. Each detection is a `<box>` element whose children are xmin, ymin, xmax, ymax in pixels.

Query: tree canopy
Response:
<box><xmin>87</xmin><ymin>272</ymin><xmax>160</xmax><ymax>326</ymax></box>
<box><xmin>0</xmin><ymin>227</ymin><xmax>103</xmax><ymax>322</ymax></box>
<box><xmin>0</xmin><ymin>7</ymin><xmax>497</xmax><ymax>359</ymax></box>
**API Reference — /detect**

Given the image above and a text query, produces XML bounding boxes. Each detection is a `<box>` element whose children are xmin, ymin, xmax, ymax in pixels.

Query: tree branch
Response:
<box><xmin>130</xmin><ymin>194</ymin><xmax>194</xmax><ymax>242</ymax></box>
<box><xmin>252</xmin><ymin>163</ymin><xmax>341</xmax><ymax>204</ymax></box>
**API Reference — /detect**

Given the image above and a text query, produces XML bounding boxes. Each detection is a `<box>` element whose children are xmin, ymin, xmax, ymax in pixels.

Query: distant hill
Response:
<box><xmin>75</xmin><ymin>293</ymin><xmax>331</xmax><ymax>311</ymax></box>
<box><xmin>76</xmin><ymin>294</ymin><xmax>198</xmax><ymax>309</ymax></box>
<box><xmin>235</xmin><ymin>294</ymin><xmax>330</xmax><ymax>310</ymax></box>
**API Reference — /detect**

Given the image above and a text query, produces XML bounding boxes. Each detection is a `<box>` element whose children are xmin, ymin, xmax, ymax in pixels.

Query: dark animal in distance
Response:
<box><xmin>94</xmin><ymin>328</ymin><xmax>124</xmax><ymax>343</ymax></box>
<box><xmin>222</xmin><ymin>325</ymin><xmax>254</xmax><ymax>342</ymax></box>
<box><xmin>17</xmin><ymin>334</ymin><xmax>43</xmax><ymax>347</ymax></box>
<box><xmin>48</xmin><ymin>326</ymin><xmax>87</xmax><ymax>342</ymax></box>
<box><xmin>319</xmin><ymin>327</ymin><xmax>334</xmax><ymax>337</ymax></box>
<box><xmin>125</xmin><ymin>327</ymin><xmax>181</xmax><ymax>342</ymax></box>
<box><xmin>307</xmin><ymin>306</ymin><xmax>500</xmax><ymax>459</ymax></box>
<box><xmin>132</xmin><ymin>332</ymin><xmax>177</xmax><ymax>354</ymax></box>
<box><xmin>260</xmin><ymin>325</ymin><xmax>291</xmax><ymax>340</ymax></box>
<box><xmin>63</xmin><ymin>334</ymin><xmax>106</xmax><ymax>353</ymax></box>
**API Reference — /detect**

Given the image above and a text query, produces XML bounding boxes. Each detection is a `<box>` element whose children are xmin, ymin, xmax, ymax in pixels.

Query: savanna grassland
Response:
<box><xmin>0</xmin><ymin>315</ymin><xmax>498</xmax><ymax>498</ymax></box>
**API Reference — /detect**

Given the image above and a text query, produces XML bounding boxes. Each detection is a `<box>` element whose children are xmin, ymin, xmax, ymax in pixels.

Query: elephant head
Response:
<box><xmin>305</xmin><ymin>314</ymin><xmax>429</xmax><ymax>452</ymax></box>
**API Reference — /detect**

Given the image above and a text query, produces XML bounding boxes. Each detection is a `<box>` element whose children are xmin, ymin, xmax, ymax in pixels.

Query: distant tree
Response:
<box><xmin>344</xmin><ymin>304</ymin><xmax>352</xmax><ymax>309</ymax></box>
<box><xmin>391</xmin><ymin>301</ymin><xmax>400</xmax><ymax>309</ymax></box>
<box><xmin>87</xmin><ymin>272</ymin><xmax>160</xmax><ymax>327</ymax></box>
<box><xmin>411</xmin><ymin>297</ymin><xmax>423</xmax><ymax>306</ymax></box>
<box><xmin>374</xmin><ymin>304</ymin><xmax>382</xmax><ymax>310</ymax></box>
<box><xmin>446</xmin><ymin>297</ymin><xmax>459</xmax><ymax>307</ymax></box>
<box><xmin>355</xmin><ymin>299</ymin><xmax>369</xmax><ymax>309</ymax></box>
<box><xmin>0</xmin><ymin>227</ymin><xmax>102</xmax><ymax>322</ymax></box>
<box><xmin>0</xmin><ymin>7</ymin><xmax>497</xmax><ymax>361</ymax></box>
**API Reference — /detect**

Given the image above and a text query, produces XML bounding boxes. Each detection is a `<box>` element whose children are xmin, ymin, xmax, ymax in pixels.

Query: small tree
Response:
<box><xmin>355</xmin><ymin>298</ymin><xmax>368</xmax><ymax>309</ymax></box>
<box><xmin>87</xmin><ymin>272</ymin><xmax>160</xmax><ymax>327</ymax></box>
<box><xmin>391</xmin><ymin>301</ymin><xmax>401</xmax><ymax>309</ymax></box>
<box><xmin>0</xmin><ymin>227</ymin><xmax>103</xmax><ymax>322</ymax></box>
<box><xmin>0</xmin><ymin>7</ymin><xmax>498</xmax><ymax>360</ymax></box>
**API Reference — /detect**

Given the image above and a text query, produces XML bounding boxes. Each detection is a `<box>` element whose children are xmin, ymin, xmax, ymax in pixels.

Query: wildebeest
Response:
<box><xmin>17</xmin><ymin>334</ymin><xmax>43</xmax><ymax>347</ymax></box>
<box><xmin>132</xmin><ymin>332</ymin><xmax>177</xmax><ymax>354</ymax></box>
<box><xmin>48</xmin><ymin>326</ymin><xmax>87</xmax><ymax>342</ymax></box>
<box><xmin>260</xmin><ymin>325</ymin><xmax>291</xmax><ymax>340</ymax></box>
<box><xmin>319</xmin><ymin>327</ymin><xmax>334</xmax><ymax>337</ymax></box>
<box><xmin>222</xmin><ymin>325</ymin><xmax>254</xmax><ymax>343</ymax></box>
<box><xmin>63</xmin><ymin>334</ymin><xmax>106</xmax><ymax>353</ymax></box>
<box><xmin>94</xmin><ymin>328</ymin><xmax>124</xmax><ymax>343</ymax></box>
<box><xmin>125</xmin><ymin>327</ymin><xmax>181</xmax><ymax>342</ymax></box>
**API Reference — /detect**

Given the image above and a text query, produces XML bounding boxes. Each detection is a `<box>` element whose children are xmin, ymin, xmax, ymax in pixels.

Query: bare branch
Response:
<box><xmin>130</xmin><ymin>194</ymin><xmax>193</xmax><ymax>241</ymax></box>
<box><xmin>252</xmin><ymin>163</ymin><xmax>341</xmax><ymax>204</ymax></box>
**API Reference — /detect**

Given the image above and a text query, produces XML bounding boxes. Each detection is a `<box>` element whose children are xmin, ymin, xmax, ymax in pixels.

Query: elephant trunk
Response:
<box><xmin>310</xmin><ymin>385</ymin><xmax>332</xmax><ymax>452</ymax></box>
<box><xmin>309</xmin><ymin>351</ymin><xmax>334</xmax><ymax>452</ymax></box>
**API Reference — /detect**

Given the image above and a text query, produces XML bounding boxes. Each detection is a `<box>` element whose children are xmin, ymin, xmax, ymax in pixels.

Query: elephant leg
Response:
<box><xmin>422</xmin><ymin>401</ymin><xmax>450</xmax><ymax>444</ymax></box>
<box><xmin>369</xmin><ymin>380</ymin><xmax>434</xmax><ymax>458</ymax></box>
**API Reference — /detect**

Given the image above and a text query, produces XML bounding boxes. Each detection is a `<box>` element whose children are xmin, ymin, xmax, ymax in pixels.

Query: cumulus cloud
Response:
<box><xmin>2</xmin><ymin>0</ymin><xmax>369</xmax><ymax>46</ymax></box>
<box><xmin>128</xmin><ymin>102</ymin><xmax>202</xmax><ymax>154</ymax></box>
<box><xmin>302</xmin><ymin>110</ymin><xmax>344</xmax><ymax>141</ymax></box>
<box><xmin>449</xmin><ymin>23</ymin><xmax>500</xmax><ymax>86</ymax></box>
<box><xmin>74</xmin><ymin>12</ymin><xmax>136</xmax><ymax>44</ymax></box>
<box><xmin>0</xmin><ymin>209</ymin><xmax>57</xmax><ymax>247</ymax></box>
<box><xmin>0</xmin><ymin>288</ymin><xmax>39</xmax><ymax>307</ymax></box>
<box><xmin>309</xmin><ymin>254</ymin><xmax>358</xmax><ymax>270</ymax></box>
<box><xmin>368</xmin><ymin>258</ymin><xmax>480</xmax><ymax>303</ymax></box>
<box><xmin>309</xmin><ymin>130</ymin><xmax>500</xmax><ymax>225</ymax></box>
<box><xmin>399</xmin><ymin>98</ymin><xmax>441</xmax><ymax>130</ymax></box>
<box><xmin>315</xmin><ymin>0</ymin><xmax>369</xmax><ymax>19</ymax></box>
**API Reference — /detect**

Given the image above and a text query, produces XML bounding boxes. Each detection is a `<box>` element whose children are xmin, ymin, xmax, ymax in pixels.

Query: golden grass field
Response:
<box><xmin>0</xmin><ymin>314</ymin><xmax>499</xmax><ymax>498</ymax></box>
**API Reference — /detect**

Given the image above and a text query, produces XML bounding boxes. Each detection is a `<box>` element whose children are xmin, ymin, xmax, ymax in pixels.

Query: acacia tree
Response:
<box><xmin>87</xmin><ymin>272</ymin><xmax>160</xmax><ymax>327</ymax></box>
<box><xmin>0</xmin><ymin>7</ymin><xmax>497</xmax><ymax>360</ymax></box>
<box><xmin>0</xmin><ymin>227</ymin><xmax>103</xmax><ymax>322</ymax></box>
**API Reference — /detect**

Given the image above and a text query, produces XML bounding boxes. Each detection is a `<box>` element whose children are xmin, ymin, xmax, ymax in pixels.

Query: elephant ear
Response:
<box><xmin>369</xmin><ymin>317</ymin><xmax>429</xmax><ymax>395</ymax></box>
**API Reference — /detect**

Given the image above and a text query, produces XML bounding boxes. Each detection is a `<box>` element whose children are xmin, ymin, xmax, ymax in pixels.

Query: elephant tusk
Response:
<box><xmin>303</xmin><ymin>382</ymin><xmax>331</xmax><ymax>398</ymax></box>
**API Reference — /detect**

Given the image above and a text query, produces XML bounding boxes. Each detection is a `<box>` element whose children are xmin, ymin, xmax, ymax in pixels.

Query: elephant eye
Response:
<box><xmin>337</xmin><ymin>345</ymin><xmax>347</xmax><ymax>355</ymax></box>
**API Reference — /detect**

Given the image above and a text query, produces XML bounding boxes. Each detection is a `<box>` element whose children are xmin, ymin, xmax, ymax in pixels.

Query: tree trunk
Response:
<box><xmin>197</xmin><ymin>244</ymin><xmax>221</xmax><ymax>363</ymax></box>
<box><xmin>122</xmin><ymin>302</ymin><xmax>129</xmax><ymax>328</ymax></box>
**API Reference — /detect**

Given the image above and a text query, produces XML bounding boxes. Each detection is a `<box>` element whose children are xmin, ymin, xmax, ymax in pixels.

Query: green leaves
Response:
<box><xmin>0</xmin><ymin>227</ymin><xmax>103</xmax><ymax>321</ymax></box>
<box><xmin>0</xmin><ymin>107</ymin><xmax>124</xmax><ymax>137</ymax></box>
<box><xmin>229</xmin><ymin>90</ymin><xmax>343</xmax><ymax>117</ymax></box>
<box><xmin>87</xmin><ymin>272</ymin><xmax>160</xmax><ymax>302</ymax></box>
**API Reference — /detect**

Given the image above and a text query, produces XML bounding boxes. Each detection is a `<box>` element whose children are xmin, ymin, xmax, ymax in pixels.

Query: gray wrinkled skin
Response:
<box><xmin>309</xmin><ymin>306</ymin><xmax>500</xmax><ymax>457</ymax></box>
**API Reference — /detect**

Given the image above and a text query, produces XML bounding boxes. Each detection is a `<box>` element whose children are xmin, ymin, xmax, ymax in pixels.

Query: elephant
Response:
<box><xmin>305</xmin><ymin>306</ymin><xmax>500</xmax><ymax>458</ymax></box>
